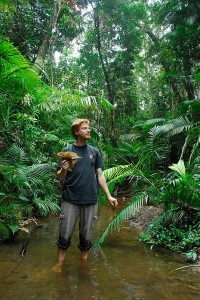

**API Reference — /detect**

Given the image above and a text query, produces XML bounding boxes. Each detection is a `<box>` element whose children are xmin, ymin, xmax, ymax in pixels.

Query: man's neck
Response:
<box><xmin>74</xmin><ymin>139</ymin><xmax>87</xmax><ymax>147</ymax></box>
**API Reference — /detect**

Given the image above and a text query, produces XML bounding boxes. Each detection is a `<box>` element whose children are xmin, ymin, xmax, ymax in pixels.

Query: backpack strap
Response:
<box><xmin>62</xmin><ymin>144</ymin><xmax>73</xmax><ymax>152</ymax></box>
<box><xmin>88</xmin><ymin>145</ymin><xmax>95</xmax><ymax>156</ymax></box>
<box><xmin>88</xmin><ymin>145</ymin><xmax>97</xmax><ymax>168</ymax></box>
<box><xmin>88</xmin><ymin>145</ymin><xmax>99</xmax><ymax>190</ymax></box>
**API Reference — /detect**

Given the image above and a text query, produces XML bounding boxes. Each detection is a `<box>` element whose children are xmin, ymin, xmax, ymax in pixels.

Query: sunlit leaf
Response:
<box><xmin>169</xmin><ymin>159</ymin><xmax>186</xmax><ymax>176</ymax></box>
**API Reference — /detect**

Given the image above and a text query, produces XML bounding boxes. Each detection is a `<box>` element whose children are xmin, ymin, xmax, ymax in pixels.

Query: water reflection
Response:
<box><xmin>0</xmin><ymin>202</ymin><xmax>199</xmax><ymax>300</ymax></box>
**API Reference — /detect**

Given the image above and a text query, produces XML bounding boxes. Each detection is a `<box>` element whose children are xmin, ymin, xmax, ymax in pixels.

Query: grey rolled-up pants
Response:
<box><xmin>57</xmin><ymin>201</ymin><xmax>98</xmax><ymax>251</ymax></box>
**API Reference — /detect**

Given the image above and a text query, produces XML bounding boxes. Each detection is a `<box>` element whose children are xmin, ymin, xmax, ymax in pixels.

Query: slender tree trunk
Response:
<box><xmin>184</xmin><ymin>81</ymin><xmax>195</xmax><ymax>100</ymax></box>
<box><xmin>34</xmin><ymin>0</ymin><xmax>62</xmax><ymax>74</ymax></box>
<box><xmin>183</xmin><ymin>61</ymin><xmax>195</xmax><ymax>100</ymax></box>
<box><xmin>93</xmin><ymin>7</ymin><xmax>117</xmax><ymax>147</ymax></box>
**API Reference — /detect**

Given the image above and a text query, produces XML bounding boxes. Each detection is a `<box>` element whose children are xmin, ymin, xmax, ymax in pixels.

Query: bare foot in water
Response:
<box><xmin>52</xmin><ymin>249</ymin><xmax>66</xmax><ymax>272</ymax></box>
<box><xmin>52</xmin><ymin>263</ymin><xmax>63</xmax><ymax>273</ymax></box>
<box><xmin>81</xmin><ymin>250</ymin><xmax>89</xmax><ymax>261</ymax></box>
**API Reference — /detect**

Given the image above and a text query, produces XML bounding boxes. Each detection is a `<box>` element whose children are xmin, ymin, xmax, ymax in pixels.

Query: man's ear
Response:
<box><xmin>74</xmin><ymin>129</ymin><xmax>79</xmax><ymax>137</ymax></box>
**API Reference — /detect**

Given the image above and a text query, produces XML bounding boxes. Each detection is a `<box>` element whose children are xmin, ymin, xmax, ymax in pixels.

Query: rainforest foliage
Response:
<box><xmin>0</xmin><ymin>0</ymin><xmax>199</xmax><ymax>260</ymax></box>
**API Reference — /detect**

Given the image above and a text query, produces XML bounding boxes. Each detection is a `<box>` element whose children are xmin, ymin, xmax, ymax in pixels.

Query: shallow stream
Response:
<box><xmin>0</xmin><ymin>200</ymin><xmax>199</xmax><ymax>300</ymax></box>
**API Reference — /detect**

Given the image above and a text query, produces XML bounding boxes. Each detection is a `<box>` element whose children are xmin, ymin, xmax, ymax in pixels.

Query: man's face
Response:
<box><xmin>76</xmin><ymin>122</ymin><xmax>91</xmax><ymax>140</ymax></box>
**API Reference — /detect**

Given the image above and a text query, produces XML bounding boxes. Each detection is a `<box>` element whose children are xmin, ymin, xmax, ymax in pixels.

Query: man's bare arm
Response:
<box><xmin>97</xmin><ymin>168</ymin><xmax>118</xmax><ymax>207</ymax></box>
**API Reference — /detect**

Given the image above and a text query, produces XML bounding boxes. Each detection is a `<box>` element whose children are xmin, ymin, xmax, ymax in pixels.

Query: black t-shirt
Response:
<box><xmin>60</xmin><ymin>144</ymin><xmax>103</xmax><ymax>205</ymax></box>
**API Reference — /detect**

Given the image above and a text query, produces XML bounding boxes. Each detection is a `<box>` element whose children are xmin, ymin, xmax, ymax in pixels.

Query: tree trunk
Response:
<box><xmin>93</xmin><ymin>7</ymin><xmax>117</xmax><ymax>147</ymax></box>
<box><xmin>34</xmin><ymin>0</ymin><xmax>62</xmax><ymax>74</ymax></box>
<box><xmin>183</xmin><ymin>61</ymin><xmax>195</xmax><ymax>100</ymax></box>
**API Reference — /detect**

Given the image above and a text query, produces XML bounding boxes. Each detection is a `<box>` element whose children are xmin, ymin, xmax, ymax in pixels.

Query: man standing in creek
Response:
<box><xmin>53</xmin><ymin>119</ymin><xmax>118</xmax><ymax>272</ymax></box>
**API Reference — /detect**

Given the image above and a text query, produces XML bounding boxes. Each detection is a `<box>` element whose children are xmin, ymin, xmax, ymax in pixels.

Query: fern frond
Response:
<box><xmin>97</xmin><ymin>193</ymin><xmax>148</xmax><ymax>246</ymax></box>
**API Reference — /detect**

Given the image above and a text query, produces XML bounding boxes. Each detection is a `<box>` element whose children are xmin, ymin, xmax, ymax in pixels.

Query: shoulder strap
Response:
<box><xmin>64</xmin><ymin>144</ymin><xmax>95</xmax><ymax>154</ymax></box>
<box><xmin>88</xmin><ymin>145</ymin><xmax>98</xmax><ymax>172</ymax></box>
<box><xmin>62</xmin><ymin>144</ymin><xmax>73</xmax><ymax>152</ymax></box>
<box><xmin>88</xmin><ymin>145</ymin><xmax>95</xmax><ymax>155</ymax></box>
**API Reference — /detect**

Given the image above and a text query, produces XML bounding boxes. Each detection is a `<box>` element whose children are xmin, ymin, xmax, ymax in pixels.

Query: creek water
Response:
<box><xmin>0</xmin><ymin>200</ymin><xmax>199</xmax><ymax>300</ymax></box>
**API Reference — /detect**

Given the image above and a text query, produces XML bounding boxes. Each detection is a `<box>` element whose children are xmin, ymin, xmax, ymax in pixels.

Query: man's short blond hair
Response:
<box><xmin>71</xmin><ymin>119</ymin><xmax>90</xmax><ymax>139</ymax></box>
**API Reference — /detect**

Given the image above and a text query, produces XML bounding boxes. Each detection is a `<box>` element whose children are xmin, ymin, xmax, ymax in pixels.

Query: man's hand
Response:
<box><xmin>57</xmin><ymin>159</ymin><xmax>69</xmax><ymax>180</ymax></box>
<box><xmin>61</xmin><ymin>159</ymin><xmax>70</xmax><ymax>170</ymax></box>
<box><xmin>107</xmin><ymin>196</ymin><xmax>118</xmax><ymax>207</ymax></box>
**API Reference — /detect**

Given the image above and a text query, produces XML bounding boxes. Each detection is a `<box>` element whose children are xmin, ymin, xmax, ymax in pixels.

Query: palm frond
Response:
<box><xmin>188</xmin><ymin>133</ymin><xmax>200</xmax><ymax>164</ymax></box>
<box><xmin>103</xmin><ymin>165</ymin><xmax>133</xmax><ymax>181</ymax></box>
<box><xmin>2</xmin><ymin>144</ymin><xmax>28</xmax><ymax>165</ymax></box>
<box><xmin>100</xmin><ymin>164</ymin><xmax>138</xmax><ymax>198</ymax></box>
<box><xmin>25</xmin><ymin>163</ymin><xmax>55</xmax><ymax>188</ymax></box>
<box><xmin>180</xmin><ymin>134</ymin><xmax>190</xmax><ymax>160</ymax></box>
<box><xmin>152</xmin><ymin>117</ymin><xmax>192</xmax><ymax>139</ymax></box>
<box><xmin>97</xmin><ymin>193</ymin><xmax>148</xmax><ymax>246</ymax></box>
<box><xmin>62</xmin><ymin>95</ymin><xmax>99</xmax><ymax>110</ymax></box>
<box><xmin>1</xmin><ymin>160</ymin><xmax>55</xmax><ymax>190</ymax></box>
<box><xmin>148</xmin><ymin>126</ymin><xmax>170</xmax><ymax>163</ymax></box>
<box><xmin>143</xmin><ymin>118</ymin><xmax>166</xmax><ymax>125</ymax></box>
<box><xmin>149</xmin><ymin>125</ymin><xmax>165</xmax><ymax>141</ymax></box>
<box><xmin>168</xmin><ymin>116</ymin><xmax>192</xmax><ymax>136</ymax></box>
<box><xmin>43</xmin><ymin>133</ymin><xmax>60</xmax><ymax>142</ymax></box>
<box><xmin>119</xmin><ymin>133</ymin><xmax>142</xmax><ymax>142</ymax></box>
<box><xmin>32</xmin><ymin>198</ymin><xmax>60</xmax><ymax>216</ymax></box>
<box><xmin>36</xmin><ymin>88</ymin><xmax>100</xmax><ymax>112</ymax></box>
<box><xmin>79</xmin><ymin>96</ymin><xmax>97</xmax><ymax>107</ymax></box>
<box><xmin>100</xmin><ymin>97</ymin><xmax>113</xmax><ymax>110</ymax></box>
<box><xmin>99</xmin><ymin>162</ymin><xmax>144</xmax><ymax>205</ymax></box>
<box><xmin>0</xmin><ymin>40</ymin><xmax>41</xmax><ymax>93</ymax></box>
<box><xmin>133</xmin><ymin>118</ymin><xmax>165</xmax><ymax>131</ymax></box>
